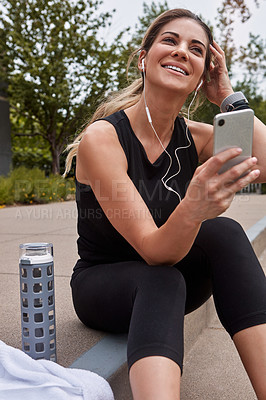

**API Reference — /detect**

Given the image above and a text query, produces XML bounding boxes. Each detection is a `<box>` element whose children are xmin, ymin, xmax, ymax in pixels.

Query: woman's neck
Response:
<box><xmin>125</xmin><ymin>88</ymin><xmax>186</xmax><ymax>146</ymax></box>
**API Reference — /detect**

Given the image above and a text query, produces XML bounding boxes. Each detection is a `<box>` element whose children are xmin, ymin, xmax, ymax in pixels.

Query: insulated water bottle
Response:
<box><xmin>19</xmin><ymin>242</ymin><xmax>56</xmax><ymax>361</ymax></box>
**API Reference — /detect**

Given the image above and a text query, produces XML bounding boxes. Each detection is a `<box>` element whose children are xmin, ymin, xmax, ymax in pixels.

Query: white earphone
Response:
<box><xmin>196</xmin><ymin>79</ymin><xmax>203</xmax><ymax>92</ymax></box>
<box><xmin>141</xmin><ymin>58</ymin><xmax>145</xmax><ymax>71</ymax></box>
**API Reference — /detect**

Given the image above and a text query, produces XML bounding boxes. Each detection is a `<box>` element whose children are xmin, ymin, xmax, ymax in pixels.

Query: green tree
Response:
<box><xmin>215</xmin><ymin>0</ymin><xmax>259</xmax><ymax>74</ymax></box>
<box><xmin>234</xmin><ymin>80</ymin><xmax>266</xmax><ymax>123</ymax></box>
<box><xmin>238</xmin><ymin>33</ymin><xmax>266</xmax><ymax>92</ymax></box>
<box><xmin>0</xmin><ymin>0</ymin><xmax>118</xmax><ymax>174</ymax></box>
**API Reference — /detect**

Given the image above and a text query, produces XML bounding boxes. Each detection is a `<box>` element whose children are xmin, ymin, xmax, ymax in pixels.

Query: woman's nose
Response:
<box><xmin>171</xmin><ymin>45</ymin><xmax>189</xmax><ymax>61</ymax></box>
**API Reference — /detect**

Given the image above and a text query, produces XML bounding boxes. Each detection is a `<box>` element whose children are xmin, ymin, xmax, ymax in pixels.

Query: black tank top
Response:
<box><xmin>74</xmin><ymin>110</ymin><xmax>198</xmax><ymax>269</ymax></box>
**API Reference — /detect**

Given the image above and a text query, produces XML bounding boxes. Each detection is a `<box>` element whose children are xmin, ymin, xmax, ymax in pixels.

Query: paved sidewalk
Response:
<box><xmin>0</xmin><ymin>194</ymin><xmax>265</xmax><ymax>399</ymax></box>
<box><xmin>222</xmin><ymin>192</ymin><xmax>266</xmax><ymax>231</ymax></box>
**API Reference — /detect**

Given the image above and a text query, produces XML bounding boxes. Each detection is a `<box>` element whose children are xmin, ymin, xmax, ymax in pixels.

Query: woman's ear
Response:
<box><xmin>138</xmin><ymin>50</ymin><xmax>147</xmax><ymax>72</ymax></box>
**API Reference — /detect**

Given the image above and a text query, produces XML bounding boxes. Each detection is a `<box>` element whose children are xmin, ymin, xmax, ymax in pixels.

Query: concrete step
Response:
<box><xmin>181</xmin><ymin>316</ymin><xmax>257</xmax><ymax>400</ymax></box>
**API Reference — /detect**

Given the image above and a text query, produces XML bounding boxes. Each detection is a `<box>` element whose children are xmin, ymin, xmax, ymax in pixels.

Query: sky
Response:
<box><xmin>98</xmin><ymin>0</ymin><xmax>266</xmax><ymax>93</ymax></box>
<box><xmin>99</xmin><ymin>0</ymin><xmax>266</xmax><ymax>46</ymax></box>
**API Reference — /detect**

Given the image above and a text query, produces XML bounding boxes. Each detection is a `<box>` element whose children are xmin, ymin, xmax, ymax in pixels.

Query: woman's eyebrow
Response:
<box><xmin>161</xmin><ymin>31</ymin><xmax>206</xmax><ymax>49</ymax></box>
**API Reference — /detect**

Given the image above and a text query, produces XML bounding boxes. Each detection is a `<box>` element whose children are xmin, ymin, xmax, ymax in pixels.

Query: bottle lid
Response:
<box><xmin>19</xmin><ymin>243</ymin><xmax>53</xmax><ymax>264</ymax></box>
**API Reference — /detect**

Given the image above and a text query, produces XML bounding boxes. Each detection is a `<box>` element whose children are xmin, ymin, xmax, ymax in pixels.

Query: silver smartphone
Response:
<box><xmin>213</xmin><ymin>109</ymin><xmax>254</xmax><ymax>174</ymax></box>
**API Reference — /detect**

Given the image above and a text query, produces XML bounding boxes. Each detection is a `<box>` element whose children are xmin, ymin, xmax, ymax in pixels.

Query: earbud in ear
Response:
<box><xmin>196</xmin><ymin>79</ymin><xmax>203</xmax><ymax>92</ymax></box>
<box><xmin>141</xmin><ymin>58</ymin><xmax>145</xmax><ymax>71</ymax></box>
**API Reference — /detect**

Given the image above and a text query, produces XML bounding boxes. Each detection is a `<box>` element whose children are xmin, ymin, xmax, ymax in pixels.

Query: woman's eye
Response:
<box><xmin>163</xmin><ymin>37</ymin><xmax>176</xmax><ymax>45</ymax></box>
<box><xmin>191</xmin><ymin>47</ymin><xmax>203</xmax><ymax>55</ymax></box>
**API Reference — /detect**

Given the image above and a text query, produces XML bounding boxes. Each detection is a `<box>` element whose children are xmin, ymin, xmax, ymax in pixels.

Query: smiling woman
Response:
<box><xmin>63</xmin><ymin>8</ymin><xmax>266</xmax><ymax>400</ymax></box>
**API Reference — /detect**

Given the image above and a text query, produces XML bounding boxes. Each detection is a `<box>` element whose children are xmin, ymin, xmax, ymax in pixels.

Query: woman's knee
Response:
<box><xmin>214</xmin><ymin>216</ymin><xmax>244</xmax><ymax>233</ymax></box>
<box><xmin>204</xmin><ymin>216</ymin><xmax>244</xmax><ymax>236</ymax></box>
<box><xmin>138</xmin><ymin>266</ymin><xmax>186</xmax><ymax>304</ymax></box>
<box><xmin>196</xmin><ymin>216</ymin><xmax>248</xmax><ymax>251</ymax></box>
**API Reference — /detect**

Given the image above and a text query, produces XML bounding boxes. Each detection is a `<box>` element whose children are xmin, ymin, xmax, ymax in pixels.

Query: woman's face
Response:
<box><xmin>142</xmin><ymin>18</ymin><xmax>209</xmax><ymax>95</ymax></box>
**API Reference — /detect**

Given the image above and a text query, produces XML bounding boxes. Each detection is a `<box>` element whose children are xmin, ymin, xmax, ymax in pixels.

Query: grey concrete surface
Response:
<box><xmin>221</xmin><ymin>193</ymin><xmax>266</xmax><ymax>231</ymax></box>
<box><xmin>0</xmin><ymin>193</ymin><xmax>265</xmax><ymax>399</ymax></box>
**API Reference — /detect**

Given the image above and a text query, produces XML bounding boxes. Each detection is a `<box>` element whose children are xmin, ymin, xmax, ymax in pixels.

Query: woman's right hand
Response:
<box><xmin>183</xmin><ymin>148</ymin><xmax>260</xmax><ymax>224</ymax></box>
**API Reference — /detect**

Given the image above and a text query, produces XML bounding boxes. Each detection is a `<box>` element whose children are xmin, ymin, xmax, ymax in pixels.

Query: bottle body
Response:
<box><xmin>19</xmin><ymin>243</ymin><xmax>56</xmax><ymax>361</ymax></box>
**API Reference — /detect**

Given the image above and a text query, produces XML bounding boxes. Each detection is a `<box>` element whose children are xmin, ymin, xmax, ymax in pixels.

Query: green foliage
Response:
<box><xmin>233</xmin><ymin>80</ymin><xmax>266</xmax><ymax>123</ymax></box>
<box><xmin>215</xmin><ymin>0</ymin><xmax>265</xmax><ymax>91</ymax></box>
<box><xmin>10</xmin><ymin>115</ymin><xmax>71</xmax><ymax>175</ymax></box>
<box><xmin>131</xmin><ymin>1</ymin><xmax>170</xmax><ymax>43</ymax></box>
<box><xmin>12</xmin><ymin>136</ymin><xmax>52</xmax><ymax>175</ymax></box>
<box><xmin>238</xmin><ymin>33</ymin><xmax>266</xmax><ymax>91</ymax></box>
<box><xmin>216</xmin><ymin>0</ymin><xmax>256</xmax><ymax>74</ymax></box>
<box><xmin>0</xmin><ymin>167</ymin><xmax>75</xmax><ymax>205</ymax></box>
<box><xmin>192</xmin><ymin>98</ymin><xmax>220</xmax><ymax>125</ymax></box>
<box><xmin>0</xmin><ymin>0</ymin><xmax>118</xmax><ymax>174</ymax></box>
<box><xmin>0</xmin><ymin>175</ymin><xmax>14</xmax><ymax>205</ymax></box>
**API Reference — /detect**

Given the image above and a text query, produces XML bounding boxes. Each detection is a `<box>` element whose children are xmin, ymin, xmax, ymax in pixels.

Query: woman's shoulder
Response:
<box><xmin>76</xmin><ymin>119</ymin><xmax>128</xmax><ymax>184</ymax></box>
<box><xmin>79</xmin><ymin>120</ymin><xmax>122</xmax><ymax>157</ymax></box>
<box><xmin>82</xmin><ymin>110</ymin><xmax>128</xmax><ymax>140</ymax></box>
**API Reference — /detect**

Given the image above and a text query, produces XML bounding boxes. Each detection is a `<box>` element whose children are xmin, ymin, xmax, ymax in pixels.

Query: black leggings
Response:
<box><xmin>71</xmin><ymin>217</ymin><xmax>266</xmax><ymax>372</ymax></box>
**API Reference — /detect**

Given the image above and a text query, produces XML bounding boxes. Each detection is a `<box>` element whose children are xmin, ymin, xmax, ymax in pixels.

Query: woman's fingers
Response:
<box><xmin>226</xmin><ymin>168</ymin><xmax>260</xmax><ymax>193</ymax></box>
<box><xmin>200</xmin><ymin>148</ymin><xmax>243</xmax><ymax>178</ymax></box>
<box><xmin>206</xmin><ymin>40</ymin><xmax>234</xmax><ymax>105</ymax></box>
<box><xmin>210</xmin><ymin>153</ymin><xmax>260</xmax><ymax>195</ymax></box>
<box><xmin>196</xmin><ymin>150</ymin><xmax>260</xmax><ymax>197</ymax></box>
<box><xmin>221</xmin><ymin>155</ymin><xmax>258</xmax><ymax>184</ymax></box>
<box><xmin>185</xmin><ymin>148</ymin><xmax>260</xmax><ymax>223</ymax></box>
<box><xmin>210</xmin><ymin>41</ymin><xmax>225</xmax><ymax>62</ymax></box>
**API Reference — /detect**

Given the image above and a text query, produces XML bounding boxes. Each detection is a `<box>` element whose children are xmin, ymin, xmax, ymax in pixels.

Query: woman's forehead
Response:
<box><xmin>157</xmin><ymin>18</ymin><xmax>209</xmax><ymax>45</ymax></box>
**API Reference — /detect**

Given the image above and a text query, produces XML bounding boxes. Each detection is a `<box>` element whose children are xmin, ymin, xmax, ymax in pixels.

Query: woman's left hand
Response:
<box><xmin>203</xmin><ymin>41</ymin><xmax>234</xmax><ymax>107</ymax></box>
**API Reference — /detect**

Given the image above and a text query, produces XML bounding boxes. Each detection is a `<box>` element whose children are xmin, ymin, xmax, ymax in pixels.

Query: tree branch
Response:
<box><xmin>14</xmin><ymin>132</ymin><xmax>45</xmax><ymax>138</ymax></box>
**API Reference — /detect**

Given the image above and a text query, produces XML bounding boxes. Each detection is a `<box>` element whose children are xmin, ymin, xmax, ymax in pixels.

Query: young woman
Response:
<box><xmin>64</xmin><ymin>9</ymin><xmax>266</xmax><ymax>400</ymax></box>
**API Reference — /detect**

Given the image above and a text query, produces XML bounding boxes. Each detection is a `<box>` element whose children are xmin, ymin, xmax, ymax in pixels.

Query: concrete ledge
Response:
<box><xmin>70</xmin><ymin>333</ymin><xmax>127</xmax><ymax>380</ymax></box>
<box><xmin>246</xmin><ymin>215</ymin><xmax>266</xmax><ymax>257</ymax></box>
<box><xmin>70</xmin><ymin>216</ymin><xmax>266</xmax><ymax>400</ymax></box>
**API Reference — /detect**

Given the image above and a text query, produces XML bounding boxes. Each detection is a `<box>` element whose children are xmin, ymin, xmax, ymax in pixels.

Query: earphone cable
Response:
<box><xmin>143</xmin><ymin>65</ymin><xmax>198</xmax><ymax>202</ymax></box>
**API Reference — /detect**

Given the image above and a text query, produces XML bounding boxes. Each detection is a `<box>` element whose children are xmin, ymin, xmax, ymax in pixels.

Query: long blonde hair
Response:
<box><xmin>63</xmin><ymin>9</ymin><xmax>213</xmax><ymax>177</ymax></box>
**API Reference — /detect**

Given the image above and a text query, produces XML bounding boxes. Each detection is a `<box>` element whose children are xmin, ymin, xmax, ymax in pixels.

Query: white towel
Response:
<box><xmin>0</xmin><ymin>340</ymin><xmax>114</xmax><ymax>400</ymax></box>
